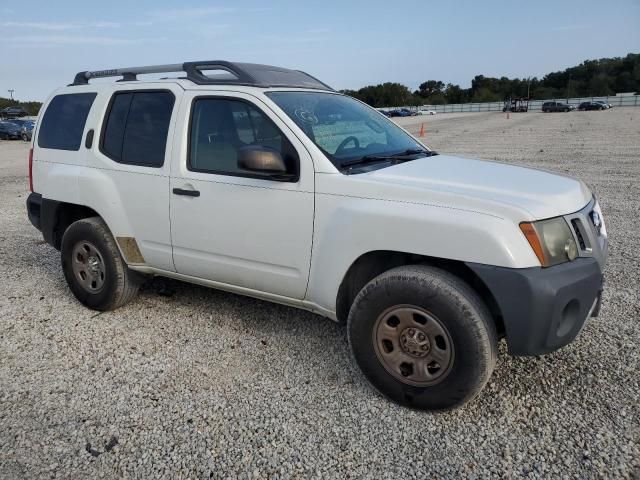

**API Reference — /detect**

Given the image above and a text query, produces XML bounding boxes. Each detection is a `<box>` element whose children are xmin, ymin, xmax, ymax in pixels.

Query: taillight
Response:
<box><xmin>28</xmin><ymin>147</ymin><xmax>34</xmax><ymax>192</ymax></box>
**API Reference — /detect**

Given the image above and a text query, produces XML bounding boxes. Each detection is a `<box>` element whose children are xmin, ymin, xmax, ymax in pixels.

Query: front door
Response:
<box><xmin>169</xmin><ymin>92</ymin><xmax>314</xmax><ymax>299</ymax></box>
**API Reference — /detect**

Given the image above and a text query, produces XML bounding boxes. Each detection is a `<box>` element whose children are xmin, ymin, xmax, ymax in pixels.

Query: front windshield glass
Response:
<box><xmin>265</xmin><ymin>91</ymin><xmax>426</xmax><ymax>170</ymax></box>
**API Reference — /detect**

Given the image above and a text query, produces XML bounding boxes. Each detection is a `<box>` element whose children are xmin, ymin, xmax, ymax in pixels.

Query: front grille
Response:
<box><xmin>571</xmin><ymin>219</ymin><xmax>587</xmax><ymax>250</ymax></box>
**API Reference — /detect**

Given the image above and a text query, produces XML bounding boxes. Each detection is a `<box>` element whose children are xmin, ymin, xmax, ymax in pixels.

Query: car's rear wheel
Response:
<box><xmin>61</xmin><ymin>217</ymin><xmax>141</xmax><ymax>311</ymax></box>
<box><xmin>348</xmin><ymin>265</ymin><xmax>497</xmax><ymax>411</ymax></box>
<box><xmin>21</xmin><ymin>133</ymin><xmax>29</xmax><ymax>142</ymax></box>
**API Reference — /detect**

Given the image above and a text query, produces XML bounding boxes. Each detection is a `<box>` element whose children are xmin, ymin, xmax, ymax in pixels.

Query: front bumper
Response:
<box><xmin>467</xmin><ymin>257</ymin><xmax>603</xmax><ymax>356</ymax></box>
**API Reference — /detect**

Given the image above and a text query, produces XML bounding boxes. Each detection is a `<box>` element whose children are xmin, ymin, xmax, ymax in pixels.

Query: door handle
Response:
<box><xmin>85</xmin><ymin>129</ymin><xmax>94</xmax><ymax>149</ymax></box>
<box><xmin>173</xmin><ymin>188</ymin><xmax>200</xmax><ymax>197</ymax></box>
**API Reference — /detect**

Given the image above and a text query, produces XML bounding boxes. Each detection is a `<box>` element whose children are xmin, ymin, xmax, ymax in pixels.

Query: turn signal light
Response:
<box><xmin>520</xmin><ymin>222</ymin><xmax>545</xmax><ymax>265</ymax></box>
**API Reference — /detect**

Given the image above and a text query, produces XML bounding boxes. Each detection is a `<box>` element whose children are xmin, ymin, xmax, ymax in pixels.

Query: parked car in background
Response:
<box><xmin>388</xmin><ymin>108</ymin><xmax>414</xmax><ymax>117</ymax></box>
<box><xmin>18</xmin><ymin>120</ymin><xmax>35</xmax><ymax>141</ymax></box>
<box><xmin>387</xmin><ymin>109</ymin><xmax>410</xmax><ymax>118</ymax></box>
<box><xmin>594</xmin><ymin>101</ymin><xmax>611</xmax><ymax>109</ymax></box>
<box><xmin>0</xmin><ymin>106</ymin><xmax>29</xmax><ymax>119</ymax></box>
<box><xmin>0</xmin><ymin>120</ymin><xmax>22</xmax><ymax>139</ymax></box>
<box><xmin>417</xmin><ymin>109</ymin><xmax>436</xmax><ymax>115</ymax></box>
<box><xmin>5</xmin><ymin>119</ymin><xmax>35</xmax><ymax>140</ymax></box>
<box><xmin>541</xmin><ymin>102</ymin><xmax>575</xmax><ymax>112</ymax></box>
<box><xmin>578</xmin><ymin>102</ymin><xmax>606</xmax><ymax>111</ymax></box>
<box><xmin>7</xmin><ymin>119</ymin><xmax>34</xmax><ymax>128</ymax></box>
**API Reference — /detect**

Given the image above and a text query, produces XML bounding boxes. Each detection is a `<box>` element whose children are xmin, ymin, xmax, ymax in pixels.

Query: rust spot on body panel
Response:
<box><xmin>116</xmin><ymin>237</ymin><xmax>145</xmax><ymax>264</ymax></box>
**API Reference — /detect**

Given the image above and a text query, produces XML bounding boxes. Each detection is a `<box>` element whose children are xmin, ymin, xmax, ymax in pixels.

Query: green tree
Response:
<box><xmin>415</xmin><ymin>80</ymin><xmax>445</xmax><ymax>98</ymax></box>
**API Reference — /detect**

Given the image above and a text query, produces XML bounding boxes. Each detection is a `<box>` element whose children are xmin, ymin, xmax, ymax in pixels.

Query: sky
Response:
<box><xmin>1</xmin><ymin>0</ymin><xmax>639</xmax><ymax>101</ymax></box>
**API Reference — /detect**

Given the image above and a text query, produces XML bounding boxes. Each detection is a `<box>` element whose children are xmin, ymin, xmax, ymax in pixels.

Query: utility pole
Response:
<box><xmin>8</xmin><ymin>89</ymin><xmax>14</xmax><ymax>100</ymax></box>
<box><xmin>527</xmin><ymin>77</ymin><xmax>531</xmax><ymax>99</ymax></box>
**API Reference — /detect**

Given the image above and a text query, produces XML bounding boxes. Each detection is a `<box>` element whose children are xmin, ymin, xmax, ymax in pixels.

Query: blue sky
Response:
<box><xmin>1</xmin><ymin>0</ymin><xmax>639</xmax><ymax>101</ymax></box>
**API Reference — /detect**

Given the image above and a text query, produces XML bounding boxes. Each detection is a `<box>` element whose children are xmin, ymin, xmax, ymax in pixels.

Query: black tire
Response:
<box><xmin>21</xmin><ymin>133</ymin><xmax>28</xmax><ymax>142</ymax></box>
<box><xmin>61</xmin><ymin>217</ymin><xmax>141</xmax><ymax>311</ymax></box>
<box><xmin>347</xmin><ymin>265</ymin><xmax>497</xmax><ymax>411</ymax></box>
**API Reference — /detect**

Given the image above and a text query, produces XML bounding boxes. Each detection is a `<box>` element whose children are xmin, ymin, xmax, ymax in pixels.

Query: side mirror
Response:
<box><xmin>238</xmin><ymin>146</ymin><xmax>292</xmax><ymax>178</ymax></box>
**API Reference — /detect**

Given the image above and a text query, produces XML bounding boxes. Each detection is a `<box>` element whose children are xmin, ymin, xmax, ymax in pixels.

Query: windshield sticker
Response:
<box><xmin>294</xmin><ymin>108</ymin><xmax>318</xmax><ymax>125</ymax></box>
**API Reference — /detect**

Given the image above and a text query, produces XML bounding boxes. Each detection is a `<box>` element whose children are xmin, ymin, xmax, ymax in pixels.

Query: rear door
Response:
<box><xmin>169</xmin><ymin>91</ymin><xmax>314</xmax><ymax>299</ymax></box>
<box><xmin>81</xmin><ymin>83</ymin><xmax>183</xmax><ymax>271</ymax></box>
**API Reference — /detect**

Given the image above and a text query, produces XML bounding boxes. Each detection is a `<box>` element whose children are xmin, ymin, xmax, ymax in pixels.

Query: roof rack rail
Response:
<box><xmin>70</xmin><ymin>61</ymin><xmax>334</xmax><ymax>91</ymax></box>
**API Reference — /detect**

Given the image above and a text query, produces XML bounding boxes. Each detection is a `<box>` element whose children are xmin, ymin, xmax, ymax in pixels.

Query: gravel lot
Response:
<box><xmin>1</xmin><ymin>110</ymin><xmax>638</xmax><ymax>478</ymax></box>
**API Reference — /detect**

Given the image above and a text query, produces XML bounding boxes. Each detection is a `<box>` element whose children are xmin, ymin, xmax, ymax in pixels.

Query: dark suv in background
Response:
<box><xmin>0</xmin><ymin>106</ymin><xmax>29</xmax><ymax>119</ymax></box>
<box><xmin>541</xmin><ymin>101</ymin><xmax>575</xmax><ymax>112</ymax></box>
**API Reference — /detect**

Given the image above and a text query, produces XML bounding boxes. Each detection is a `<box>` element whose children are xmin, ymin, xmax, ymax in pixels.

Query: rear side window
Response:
<box><xmin>101</xmin><ymin>91</ymin><xmax>174</xmax><ymax>167</ymax></box>
<box><xmin>38</xmin><ymin>93</ymin><xmax>96</xmax><ymax>151</ymax></box>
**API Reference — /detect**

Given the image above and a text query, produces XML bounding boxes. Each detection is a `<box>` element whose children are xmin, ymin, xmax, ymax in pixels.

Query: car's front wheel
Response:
<box><xmin>348</xmin><ymin>265</ymin><xmax>497</xmax><ymax>411</ymax></box>
<box><xmin>61</xmin><ymin>217</ymin><xmax>141</xmax><ymax>311</ymax></box>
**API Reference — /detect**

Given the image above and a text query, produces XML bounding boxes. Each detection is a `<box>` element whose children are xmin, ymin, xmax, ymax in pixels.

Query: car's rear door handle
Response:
<box><xmin>172</xmin><ymin>188</ymin><xmax>200</xmax><ymax>197</ymax></box>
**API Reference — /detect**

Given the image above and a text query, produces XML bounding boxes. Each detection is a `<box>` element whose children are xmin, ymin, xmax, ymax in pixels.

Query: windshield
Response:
<box><xmin>265</xmin><ymin>91</ymin><xmax>427</xmax><ymax>171</ymax></box>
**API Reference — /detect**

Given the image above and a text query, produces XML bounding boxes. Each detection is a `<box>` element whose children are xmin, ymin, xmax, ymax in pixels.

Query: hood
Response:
<box><xmin>359</xmin><ymin>155</ymin><xmax>592</xmax><ymax>220</ymax></box>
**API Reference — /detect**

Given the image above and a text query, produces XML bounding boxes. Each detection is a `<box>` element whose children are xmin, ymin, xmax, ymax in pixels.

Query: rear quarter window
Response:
<box><xmin>38</xmin><ymin>93</ymin><xmax>97</xmax><ymax>151</ymax></box>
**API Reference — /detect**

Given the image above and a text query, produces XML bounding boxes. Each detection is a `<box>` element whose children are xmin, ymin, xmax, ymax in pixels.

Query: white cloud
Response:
<box><xmin>1</xmin><ymin>21</ymin><xmax>78</xmax><ymax>31</ymax></box>
<box><xmin>1</xmin><ymin>20</ymin><xmax>122</xmax><ymax>31</ymax></box>
<box><xmin>87</xmin><ymin>21</ymin><xmax>121</xmax><ymax>28</ymax></box>
<box><xmin>552</xmin><ymin>24</ymin><xmax>590</xmax><ymax>31</ymax></box>
<box><xmin>145</xmin><ymin>6</ymin><xmax>271</xmax><ymax>23</ymax></box>
<box><xmin>146</xmin><ymin>6</ymin><xmax>236</xmax><ymax>22</ymax></box>
<box><xmin>7</xmin><ymin>35</ymin><xmax>138</xmax><ymax>46</ymax></box>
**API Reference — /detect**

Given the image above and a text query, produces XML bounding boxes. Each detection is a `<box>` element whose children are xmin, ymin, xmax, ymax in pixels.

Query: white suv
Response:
<box><xmin>26</xmin><ymin>61</ymin><xmax>607</xmax><ymax>410</ymax></box>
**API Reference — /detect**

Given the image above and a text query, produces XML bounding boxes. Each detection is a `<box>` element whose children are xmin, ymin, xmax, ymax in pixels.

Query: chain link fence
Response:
<box><xmin>383</xmin><ymin>94</ymin><xmax>639</xmax><ymax>114</ymax></box>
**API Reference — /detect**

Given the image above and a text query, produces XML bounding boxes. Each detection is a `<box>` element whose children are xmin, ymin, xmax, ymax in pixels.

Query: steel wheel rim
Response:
<box><xmin>71</xmin><ymin>241</ymin><xmax>106</xmax><ymax>293</ymax></box>
<box><xmin>372</xmin><ymin>305</ymin><xmax>454</xmax><ymax>386</ymax></box>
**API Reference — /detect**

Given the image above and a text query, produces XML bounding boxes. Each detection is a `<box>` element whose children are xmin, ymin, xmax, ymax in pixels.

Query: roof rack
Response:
<box><xmin>70</xmin><ymin>61</ymin><xmax>334</xmax><ymax>91</ymax></box>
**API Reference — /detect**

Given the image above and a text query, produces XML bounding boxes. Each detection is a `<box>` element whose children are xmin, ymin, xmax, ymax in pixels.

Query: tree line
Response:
<box><xmin>2</xmin><ymin>53</ymin><xmax>638</xmax><ymax>113</ymax></box>
<box><xmin>341</xmin><ymin>53</ymin><xmax>640</xmax><ymax>107</ymax></box>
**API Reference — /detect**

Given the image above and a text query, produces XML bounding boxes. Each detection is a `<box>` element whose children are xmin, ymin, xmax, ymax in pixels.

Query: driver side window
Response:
<box><xmin>188</xmin><ymin>98</ymin><xmax>298</xmax><ymax>178</ymax></box>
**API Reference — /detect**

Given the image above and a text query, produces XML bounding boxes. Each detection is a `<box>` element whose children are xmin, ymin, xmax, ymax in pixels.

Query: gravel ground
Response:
<box><xmin>1</xmin><ymin>110</ymin><xmax>638</xmax><ymax>479</ymax></box>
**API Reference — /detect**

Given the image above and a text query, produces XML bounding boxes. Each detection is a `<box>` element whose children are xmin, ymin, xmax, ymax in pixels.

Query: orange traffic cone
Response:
<box><xmin>419</xmin><ymin>123</ymin><xmax>425</xmax><ymax>137</ymax></box>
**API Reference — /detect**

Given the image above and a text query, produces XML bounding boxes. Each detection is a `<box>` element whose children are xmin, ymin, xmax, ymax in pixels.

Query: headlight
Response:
<box><xmin>520</xmin><ymin>217</ymin><xmax>578</xmax><ymax>267</ymax></box>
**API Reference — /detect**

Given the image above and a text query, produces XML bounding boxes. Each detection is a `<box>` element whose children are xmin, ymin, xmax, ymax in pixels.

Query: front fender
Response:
<box><xmin>306</xmin><ymin>192</ymin><xmax>539</xmax><ymax>313</ymax></box>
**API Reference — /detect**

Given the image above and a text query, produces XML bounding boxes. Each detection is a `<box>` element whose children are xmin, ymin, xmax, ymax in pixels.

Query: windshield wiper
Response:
<box><xmin>341</xmin><ymin>149</ymin><xmax>437</xmax><ymax>170</ymax></box>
